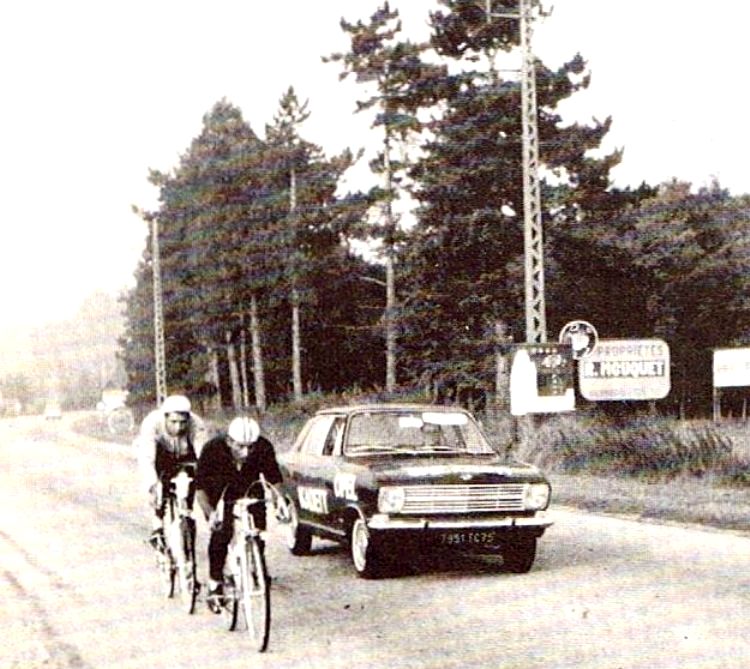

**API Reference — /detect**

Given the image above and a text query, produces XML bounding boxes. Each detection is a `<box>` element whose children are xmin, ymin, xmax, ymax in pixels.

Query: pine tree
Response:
<box><xmin>327</xmin><ymin>1</ymin><xmax>447</xmax><ymax>392</ymax></box>
<box><xmin>265</xmin><ymin>87</ymin><xmax>358</xmax><ymax>402</ymax></box>
<box><xmin>398</xmin><ymin>0</ymin><xmax>624</xmax><ymax>394</ymax></box>
<box><xmin>126</xmin><ymin>100</ymin><xmax>270</xmax><ymax>410</ymax></box>
<box><xmin>600</xmin><ymin>180</ymin><xmax>750</xmax><ymax>416</ymax></box>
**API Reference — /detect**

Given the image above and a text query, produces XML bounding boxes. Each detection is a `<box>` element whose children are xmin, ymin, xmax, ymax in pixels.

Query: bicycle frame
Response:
<box><xmin>159</xmin><ymin>464</ymin><xmax>198</xmax><ymax>613</ymax></box>
<box><xmin>222</xmin><ymin>477</ymin><xmax>274</xmax><ymax>652</ymax></box>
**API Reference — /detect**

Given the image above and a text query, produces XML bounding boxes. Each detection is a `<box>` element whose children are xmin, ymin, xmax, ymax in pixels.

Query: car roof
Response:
<box><xmin>314</xmin><ymin>403</ymin><xmax>473</xmax><ymax>416</ymax></box>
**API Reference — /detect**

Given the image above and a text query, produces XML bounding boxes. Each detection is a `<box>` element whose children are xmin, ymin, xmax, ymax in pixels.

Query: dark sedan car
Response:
<box><xmin>278</xmin><ymin>404</ymin><xmax>552</xmax><ymax>578</ymax></box>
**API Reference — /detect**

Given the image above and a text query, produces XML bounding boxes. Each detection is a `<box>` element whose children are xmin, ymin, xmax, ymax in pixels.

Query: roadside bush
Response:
<box><xmin>513</xmin><ymin>413</ymin><xmax>738</xmax><ymax>481</ymax></box>
<box><xmin>72</xmin><ymin>389</ymin><xmax>749</xmax><ymax>486</ymax></box>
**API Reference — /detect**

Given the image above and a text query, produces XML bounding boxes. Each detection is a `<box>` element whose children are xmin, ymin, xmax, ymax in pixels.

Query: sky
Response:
<box><xmin>2</xmin><ymin>0</ymin><xmax>750</xmax><ymax>337</ymax></box>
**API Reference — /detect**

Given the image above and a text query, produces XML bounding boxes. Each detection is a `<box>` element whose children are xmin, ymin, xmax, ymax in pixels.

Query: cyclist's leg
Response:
<box><xmin>208</xmin><ymin>522</ymin><xmax>232</xmax><ymax>583</ymax></box>
<box><xmin>250</xmin><ymin>506</ymin><xmax>267</xmax><ymax>554</ymax></box>
<box><xmin>207</xmin><ymin>521</ymin><xmax>232</xmax><ymax>613</ymax></box>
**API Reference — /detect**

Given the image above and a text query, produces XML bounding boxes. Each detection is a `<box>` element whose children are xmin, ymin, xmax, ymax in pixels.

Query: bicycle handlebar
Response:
<box><xmin>229</xmin><ymin>476</ymin><xmax>290</xmax><ymax>524</ymax></box>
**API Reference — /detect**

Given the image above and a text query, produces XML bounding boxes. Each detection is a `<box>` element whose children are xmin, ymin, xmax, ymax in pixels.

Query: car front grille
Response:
<box><xmin>400</xmin><ymin>484</ymin><xmax>526</xmax><ymax>514</ymax></box>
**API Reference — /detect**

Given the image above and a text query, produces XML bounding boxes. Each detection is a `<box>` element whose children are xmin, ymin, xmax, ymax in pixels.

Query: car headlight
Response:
<box><xmin>378</xmin><ymin>486</ymin><xmax>405</xmax><ymax>513</ymax></box>
<box><xmin>524</xmin><ymin>482</ymin><xmax>550</xmax><ymax>511</ymax></box>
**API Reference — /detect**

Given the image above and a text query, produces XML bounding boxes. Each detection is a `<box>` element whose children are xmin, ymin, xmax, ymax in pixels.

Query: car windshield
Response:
<box><xmin>344</xmin><ymin>410</ymin><xmax>494</xmax><ymax>456</ymax></box>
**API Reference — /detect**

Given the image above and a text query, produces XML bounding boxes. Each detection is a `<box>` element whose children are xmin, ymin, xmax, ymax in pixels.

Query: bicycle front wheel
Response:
<box><xmin>157</xmin><ymin>548</ymin><xmax>176</xmax><ymax>598</ymax></box>
<box><xmin>240</xmin><ymin>537</ymin><xmax>270</xmax><ymax>652</ymax></box>
<box><xmin>177</xmin><ymin>518</ymin><xmax>198</xmax><ymax>614</ymax></box>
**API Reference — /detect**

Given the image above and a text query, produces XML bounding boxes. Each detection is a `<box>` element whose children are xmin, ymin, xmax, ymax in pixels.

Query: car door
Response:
<box><xmin>316</xmin><ymin>416</ymin><xmax>352</xmax><ymax>535</ymax></box>
<box><xmin>292</xmin><ymin>414</ymin><xmax>337</xmax><ymax>530</ymax></box>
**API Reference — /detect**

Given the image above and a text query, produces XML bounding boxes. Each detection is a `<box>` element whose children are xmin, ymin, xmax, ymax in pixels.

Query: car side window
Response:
<box><xmin>300</xmin><ymin>415</ymin><xmax>337</xmax><ymax>456</ymax></box>
<box><xmin>322</xmin><ymin>417</ymin><xmax>346</xmax><ymax>456</ymax></box>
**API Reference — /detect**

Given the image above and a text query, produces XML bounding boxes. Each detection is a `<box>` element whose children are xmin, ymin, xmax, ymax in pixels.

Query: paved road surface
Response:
<box><xmin>1</xmin><ymin>414</ymin><xmax>749</xmax><ymax>668</ymax></box>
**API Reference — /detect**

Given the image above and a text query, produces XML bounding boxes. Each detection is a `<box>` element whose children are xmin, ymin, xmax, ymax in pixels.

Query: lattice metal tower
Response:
<box><xmin>151</xmin><ymin>217</ymin><xmax>167</xmax><ymax>405</ymax></box>
<box><xmin>487</xmin><ymin>0</ymin><xmax>547</xmax><ymax>343</ymax></box>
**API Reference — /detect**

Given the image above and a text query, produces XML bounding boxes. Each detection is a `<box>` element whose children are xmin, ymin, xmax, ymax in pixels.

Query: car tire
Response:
<box><xmin>285</xmin><ymin>497</ymin><xmax>312</xmax><ymax>556</ymax></box>
<box><xmin>501</xmin><ymin>535</ymin><xmax>537</xmax><ymax>573</ymax></box>
<box><xmin>350</xmin><ymin>517</ymin><xmax>381</xmax><ymax>579</ymax></box>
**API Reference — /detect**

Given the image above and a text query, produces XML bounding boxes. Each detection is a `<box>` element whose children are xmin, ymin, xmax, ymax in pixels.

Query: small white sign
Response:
<box><xmin>713</xmin><ymin>348</ymin><xmax>750</xmax><ymax>388</ymax></box>
<box><xmin>510</xmin><ymin>345</ymin><xmax>575</xmax><ymax>415</ymax></box>
<box><xmin>559</xmin><ymin>320</ymin><xmax>598</xmax><ymax>359</ymax></box>
<box><xmin>579</xmin><ymin>338</ymin><xmax>670</xmax><ymax>401</ymax></box>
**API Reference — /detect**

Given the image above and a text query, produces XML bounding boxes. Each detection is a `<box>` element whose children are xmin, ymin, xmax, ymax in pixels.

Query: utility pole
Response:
<box><xmin>151</xmin><ymin>216</ymin><xmax>167</xmax><ymax>405</ymax></box>
<box><xmin>383</xmin><ymin>123</ymin><xmax>397</xmax><ymax>394</ymax></box>
<box><xmin>486</xmin><ymin>0</ymin><xmax>547</xmax><ymax>343</ymax></box>
<box><xmin>289</xmin><ymin>165</ymin><xmax>303</xmax><ymax>403</ymax></box>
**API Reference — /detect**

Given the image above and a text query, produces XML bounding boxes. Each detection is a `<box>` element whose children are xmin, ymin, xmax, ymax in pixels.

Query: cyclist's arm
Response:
<box><xmin>136</xmin><ymin>411</ymin><xmax>161</xmax><ymax>494</ymax></box>
<box><xmin>189</xmin><ymin>413</ymin><xmax>210</xmax><ymax>457</ymax></box>
<box><xmin>259</xmin><ymin>439</ymin><xmax>283</xmax><ymax>486</ymax></box>
<box><xmin>259</xmin><ymin>477</ymin><xmax>289</xmax><ymax>521</ymax></box>
<box><xmin>195</xmin><ymin>488</ymin><xmax>213</xmax><ymax>521</ymax></box>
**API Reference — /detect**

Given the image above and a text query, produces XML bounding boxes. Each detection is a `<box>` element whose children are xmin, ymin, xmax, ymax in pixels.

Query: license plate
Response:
<box><xmin>438</xmin><ymin>531</ymin><xmax>496</xmax><ymax>547</ymax></box>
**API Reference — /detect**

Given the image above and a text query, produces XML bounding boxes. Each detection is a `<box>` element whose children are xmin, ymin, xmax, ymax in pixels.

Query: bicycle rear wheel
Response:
<box><xmin>177</xmin><ymin>518</ymin><xmax>198</xmax><ymax>614</ymax></box>
<box><xmin>240</xmin><ymin>537</ymin><xmax>270</xmax><ymax>652</ymax></box>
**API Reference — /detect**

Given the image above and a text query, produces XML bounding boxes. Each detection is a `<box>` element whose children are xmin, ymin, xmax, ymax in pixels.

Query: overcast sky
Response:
<box><xmin>2</xmin><ymin>0</ymin><xmax>749</xmax><ymax>336</ymax></box>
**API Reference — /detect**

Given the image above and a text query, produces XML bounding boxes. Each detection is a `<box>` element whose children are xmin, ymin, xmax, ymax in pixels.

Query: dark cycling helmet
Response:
<box><xmin>161</xmin><ymin>394</ymin><xmax>191</xmax><ymax>415</ymax></box>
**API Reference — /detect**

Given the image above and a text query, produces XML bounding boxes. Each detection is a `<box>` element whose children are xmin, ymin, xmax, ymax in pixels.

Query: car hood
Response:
<box><xmin>357</xmin><ymin>455</ymin><xmax>546</xmax><ymax>485</ymax></box>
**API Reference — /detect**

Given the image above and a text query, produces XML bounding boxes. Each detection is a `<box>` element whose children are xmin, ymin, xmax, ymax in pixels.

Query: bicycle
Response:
<box><xmin>218</xmin><ymin>476</ymin><xmax>287</xmax><ymax>652</ymax></box>
<box><xmin>154</xmin><ymin>464</ymin><xmax>199</xmax><ymax>614</ymax></box>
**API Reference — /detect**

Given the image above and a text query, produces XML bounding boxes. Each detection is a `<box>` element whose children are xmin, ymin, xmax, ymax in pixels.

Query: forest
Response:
<box><xmin>119</xmin><ymin>1</ymin><xmax>750</xmax><ymax>419</ymax></box>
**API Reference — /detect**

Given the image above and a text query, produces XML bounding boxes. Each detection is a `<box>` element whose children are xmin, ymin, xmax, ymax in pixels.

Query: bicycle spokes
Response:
<box><xmin>242</xmin><ymin>539</ymin><xmax>270</xmax><ymax>652</ymax></box>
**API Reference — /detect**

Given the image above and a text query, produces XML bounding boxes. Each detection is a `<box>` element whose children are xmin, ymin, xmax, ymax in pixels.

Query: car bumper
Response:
<box><xmin>367</xmin><ymin>511</ymin><xmax>553</xmax><ymax>531</ymax></box>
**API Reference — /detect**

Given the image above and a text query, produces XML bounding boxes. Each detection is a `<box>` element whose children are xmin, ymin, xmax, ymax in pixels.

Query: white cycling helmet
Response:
<box><xmin>227</xmin><ymin>416</ymin><xmax>260</xmax><ymax>445</ymax></box>
<box><xmin>161</xmin><ymin>394</ymin><xmax>191</xmax><ymax>415</ymax></box>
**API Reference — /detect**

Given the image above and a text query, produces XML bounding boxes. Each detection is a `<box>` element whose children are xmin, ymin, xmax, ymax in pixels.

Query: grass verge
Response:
<box><xmin>549</xmin><ymin>472</ymin><xmax>750</xmax><ymax>534</ymax></box>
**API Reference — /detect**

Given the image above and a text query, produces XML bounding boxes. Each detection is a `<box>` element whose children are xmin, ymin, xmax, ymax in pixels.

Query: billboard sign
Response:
<box><xmin>713</xmin><ymin>348</ymin><xmax>750</xmax><ymax>388</ymax></box>
<box><xmin>510</xmin><ymin>343</ymin><xmax>575</xmax><ymax>415</ymax></box>
<box><xmin>579</xmin><ymin>339</ymin><xmax>670</xmax><ymax>401</ymax></box>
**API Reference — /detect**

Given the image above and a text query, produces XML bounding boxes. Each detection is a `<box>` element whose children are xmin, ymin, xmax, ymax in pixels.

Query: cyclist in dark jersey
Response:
<box><xmin>195</xmin><ymin>416</ymin><xmax>283</xmax><ymax>613</ymax></box>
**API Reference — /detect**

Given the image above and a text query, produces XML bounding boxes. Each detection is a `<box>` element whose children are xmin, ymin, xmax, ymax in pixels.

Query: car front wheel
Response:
<box><xmin>350</xmin><ymin>517</ymin><xmax>381</xmax><ymax>579</ymax></box>
<box><xmin>285</xmin><ymin>497</ymin><xmax>312</xmax><ymax>556</ymax></box>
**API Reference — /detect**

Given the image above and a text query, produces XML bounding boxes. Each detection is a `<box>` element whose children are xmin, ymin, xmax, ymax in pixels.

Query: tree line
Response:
<box><xmin>120</xmin><ymin>1</ymin><xmax>750</xmax><ymax>419</ymax></box>
<box><xmin>0</xmin><ymin>292</ymin><xmax>126</xmax><ymax>414</ymax></box>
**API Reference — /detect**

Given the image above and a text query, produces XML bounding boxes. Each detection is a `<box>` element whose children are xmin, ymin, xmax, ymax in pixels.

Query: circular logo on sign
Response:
<box><xmin>559</xmin><ymin>320</ymin><xmax>598</xmax><ymax>360</ymax></box>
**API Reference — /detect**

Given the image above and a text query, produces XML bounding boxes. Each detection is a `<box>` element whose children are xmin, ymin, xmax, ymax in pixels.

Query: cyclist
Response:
<box><xmin>195</xmin><ymin>416</ymin><xmax>283</xmax><ymax>614</ymax></box>
<box><xmin>136</xmin><ymin>394</ymin><xmax>209</xmax><ymax>548</ymax></box>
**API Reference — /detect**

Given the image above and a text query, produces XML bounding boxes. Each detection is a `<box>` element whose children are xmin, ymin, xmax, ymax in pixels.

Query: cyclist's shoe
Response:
<box><xmin>148</xmin><ymin>528</ymin><xmax>165</xmax><ymax>552</ymax></box>
<box><xmin>207</xmin><ymin>584</ymin><xmax>224</xmax><ymax>614</ymax></box>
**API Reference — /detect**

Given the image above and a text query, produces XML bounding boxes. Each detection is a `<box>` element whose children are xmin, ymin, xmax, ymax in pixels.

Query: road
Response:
<box><xmin>1</xmin><ymin>413</ymin><xmax>749</xmax><ymax>669</ymax></box>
